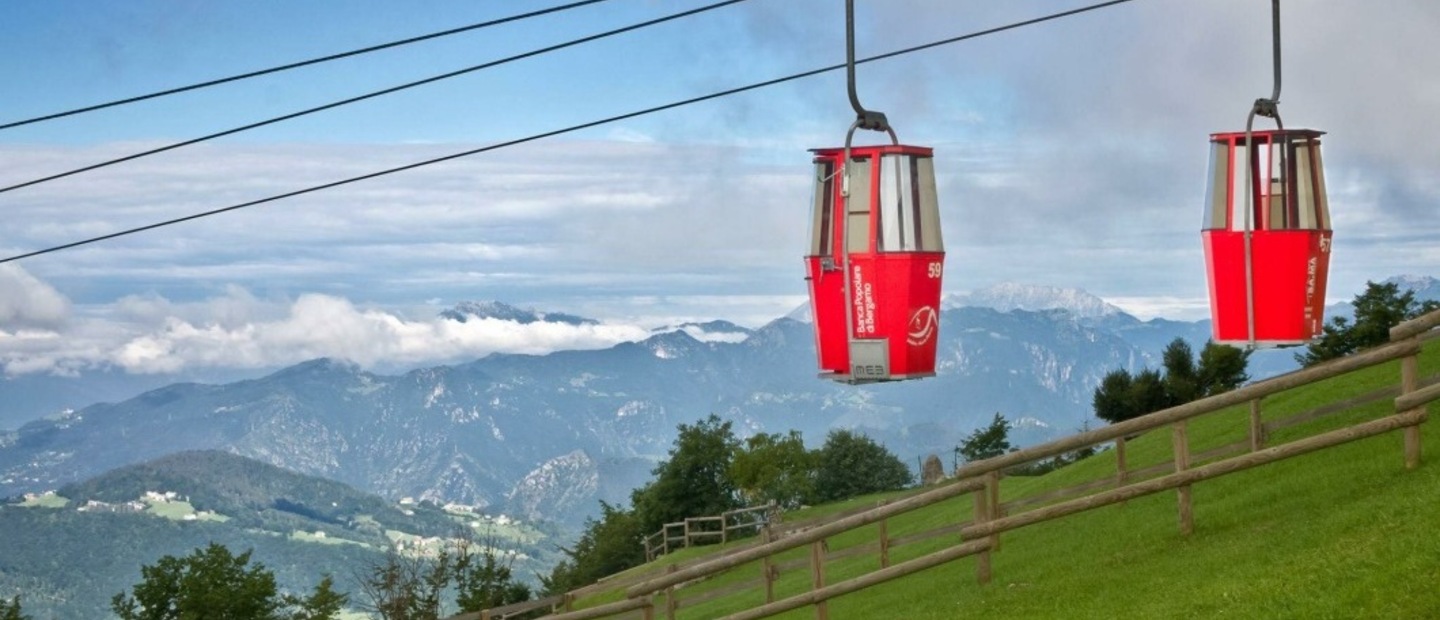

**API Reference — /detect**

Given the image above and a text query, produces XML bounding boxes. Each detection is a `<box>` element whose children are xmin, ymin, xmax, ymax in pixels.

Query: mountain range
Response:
<box><xmin>3</xmin><ymin>277</ymin><xmax>1437</xmax><ymax>533</ymax></box>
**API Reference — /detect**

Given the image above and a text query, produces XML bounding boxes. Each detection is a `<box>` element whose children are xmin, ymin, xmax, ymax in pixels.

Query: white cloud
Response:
<box><xmin>674</xmin><ymin>325</ymin><xmax>750</xmax><ymax>344</ymax></box>
<box><xmin>104</xmin><ymin>293</ymin><xmax>653</xmax><ymax>374</ymax></box>
<box><xmin>0</xmin><ymin>277</ymin><xmax>656</xmax><ymax>376</ymax></box>
<box><xmin>0</xmin><ymin>264</ymin><xmax>70</xmax><ymax>330</ymax></box>
<box><xmin>1105</xmin><ymin>296</ymin><xmax>1211</xmax><ymax>322</ymax></box>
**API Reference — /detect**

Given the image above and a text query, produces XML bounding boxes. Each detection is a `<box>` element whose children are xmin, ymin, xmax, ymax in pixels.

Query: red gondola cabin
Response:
<box><xmin>805</xmin><ymin>144</ymin><xmax>945</xmax><ymax>383</ymax></box>
<box><xmin>1202</xmin><ymin>129</ymin><xmax>1332</xmax><ymax>346</ymax></box>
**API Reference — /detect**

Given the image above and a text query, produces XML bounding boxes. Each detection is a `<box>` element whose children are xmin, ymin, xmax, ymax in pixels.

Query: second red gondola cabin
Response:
<box><xmin>1202</xmin><ymin>128</ymin><xmax>1332</xmax><ymax>347</ymax></box>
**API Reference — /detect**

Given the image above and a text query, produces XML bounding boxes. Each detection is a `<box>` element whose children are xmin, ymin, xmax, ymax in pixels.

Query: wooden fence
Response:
<box><xmin>643</xmin><ymin>502</ymin><xmax>778</xmax><ymax>561</ymax></box>
<box><xmin>463</xmin><ymin>309</ymin><xmax>1440</xmax><ymax>620</ymax></box>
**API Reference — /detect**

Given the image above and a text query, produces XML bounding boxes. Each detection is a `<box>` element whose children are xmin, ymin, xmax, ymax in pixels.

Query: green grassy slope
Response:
<box><xmin>605</xmin><ymin>342</ymin><xmax>1440</xmax><ymax>618</ymax></box>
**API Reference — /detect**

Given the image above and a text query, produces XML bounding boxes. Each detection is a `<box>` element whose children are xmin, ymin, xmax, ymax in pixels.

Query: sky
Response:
<box><xmin>2</xmin><ymin>0</ymin><xmax>1439</xmax><ymax>379</ymax></box>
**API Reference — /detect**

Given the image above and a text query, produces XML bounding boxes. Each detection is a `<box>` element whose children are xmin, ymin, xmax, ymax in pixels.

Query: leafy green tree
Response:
<box><xmin>1161</xmin><ymin>338</ymin><xmax>1200</xmax><ymax>404</ymax></box>
<box><xmin>1095</xmin><ymin>340</ymin><xmax>1251</xmax><ymax>426</ymax></box>
<box><xmin>1093</xmin><ymin>367</ymin><xmax>1175</xmax><ymax>425</ymax></box>
<box><xmin>812</xmin><ymin>429</ymin><xmax>911</xmax><ymax>502</ymax></box>
<box><xmin>1093</xmin><ymin>369</ymin><xmax>1136</xmax><ymax>424</ymax></box>
<box><xmin>631</xmin><ymin>414</ymin><xmax>742</xmax><ymax>534</ymax></box>
<box><xmin>956</xmin><ymin>413</ymin><xmax>1015</xmax><ymax>463</ymax></box>
<box><xmin>542</xmin><ymin>502</ymin><xmax>646</xmax><ymax>594</ymax></box>
<box><xmin>287</xmin><ymin>575</ymin><xmax>348</xmax><ymax>620</ymax></box>
<box><xmin>1129</xmin><ymin>368</ymin><xmax>1170</xmax><ymax>415</ymax></box>
<box><xmin>1196</xmin><ymin>340</ymin><xmax>1250</xmax><ymax>394</ymax></box>
<box><xmin>1</xmin><ymin>596</ymin><xmax>31</xmax><ymax>620</ymax></box>
<box><xmin>1297</xmin><ymin>281</ymin><xmax>1440</xmax><ymax>366</ymax></box>
<box><xmin>729</xmin><ymin>430</ymin><xmax>816</xmax><ymax>509</ymax></box>
<box><xmin>112</xmin><ymin>543</ymin><xmax>287</xmax><ymax>620</ymax></box>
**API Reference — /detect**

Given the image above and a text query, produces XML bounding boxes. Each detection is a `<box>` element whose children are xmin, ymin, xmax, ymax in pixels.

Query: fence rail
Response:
<box><xmin>462</xmin><ymin>308</ymin><xmax>1440</xmax><ymax>620</ymax></box>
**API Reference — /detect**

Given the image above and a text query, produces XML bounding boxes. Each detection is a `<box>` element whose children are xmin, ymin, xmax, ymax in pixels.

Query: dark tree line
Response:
<box><xmin>543</xmin><ymin>415</ymin><xmax>912</xmax><ymax>594</ymax></box>
<box><xmin>104</xmin><ymin>530</ymin><xmax>532</xmax><ymax>620</ymax></box>
<box><xmin>1093</xmin><ymin>338</ymin><xmax>1250</xmax><ymax>424</ymax></box>
<box><xmin>110</xmin><ymin>543</ymin><xmax>347</xmax><ymax>620</ymax></box>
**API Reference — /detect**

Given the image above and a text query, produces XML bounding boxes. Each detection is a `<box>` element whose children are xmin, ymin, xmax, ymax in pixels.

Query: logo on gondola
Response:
<box><xmin>907</xmin><ymin>306</ymin><xmax>939</xmax><ymax>346</ymax></box>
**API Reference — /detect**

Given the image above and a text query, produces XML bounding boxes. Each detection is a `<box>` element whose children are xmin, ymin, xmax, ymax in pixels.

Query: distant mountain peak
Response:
<box><xmin>440</xmin><ymin>301</ymin><xmax>597</xmax><ymax>326</ymax></box>
<box><xmin>1385</xmin><ymin>274</ymin><xmax>1437</xmax><ymax>287</ymax></box>
<box><xmin>651</xmin><ymin>320</ymin><xmax>752</xmax><ymax>344</ymax></box>
<box><xmin>785</xmin><ymin>302</ymin><xmax>813</xmax><ymax>324</ymax></box>
<box><xmin>646</xmin><ymin>329</ymin><xmax>707</xmax><ymax>359</ymax></box>
<box><xmin>944</xmin><ymin>283</ymin><xmax>1123</xmax><ymax>319</ymax></box>
<box><xmin>1384</xmin><ymin>274</ymin><xmax>1440</xmax><ymax>300</ymax></box>
<box><xmin>270</xmin><ymin>357</ymin><xmax>362</xmax><ymax>378</ymax></box>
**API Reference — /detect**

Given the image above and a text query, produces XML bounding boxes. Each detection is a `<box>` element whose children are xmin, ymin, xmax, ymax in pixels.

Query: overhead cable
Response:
<box><xmin>0</xmin><ymin>0</ymin><xmax>749</xmax><ymax>195</ymax></box>
<box><xmin>0</xmin><ymin>0</ymin><xmax>1138</xmax><ymax>265</ymax></box>
<box><xmin>0</xmin><ymin>0</ymin><xmax>613</xmax><ymax>131</ymax></box>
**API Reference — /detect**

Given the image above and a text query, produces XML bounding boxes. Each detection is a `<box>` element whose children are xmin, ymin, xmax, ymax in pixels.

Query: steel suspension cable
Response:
<box><xmin>0</xmin><ymin>0</ymin><xmax>614</xmax><ymax>131</ymax></box>
<box><xmin>0</xmin><ymin>0</ymin><xmax>749</xmax><ymax>195</ymax></box>
<box><xmin>0</xmin><ymin>0</ymin><xmax>1140</xmax><ymax>266</ymax></box>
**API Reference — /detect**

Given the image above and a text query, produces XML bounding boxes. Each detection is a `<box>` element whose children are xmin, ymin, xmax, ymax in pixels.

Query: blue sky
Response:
<box><xmin>2</xmin><ymin>0</ymin><xmax>1439</xmax><ymax>377</ymax></box>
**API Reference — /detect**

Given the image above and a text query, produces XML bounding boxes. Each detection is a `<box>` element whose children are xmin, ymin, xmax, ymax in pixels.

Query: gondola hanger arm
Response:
<box><xmin>1252</xmin><ymin>0</ymin><xmax>1282</xmax><ymax>120</ymax></box>
<box><xmin>845</xmin><ymin>0</ymin><xmax>894</xmax><ymax>136</ymax></box>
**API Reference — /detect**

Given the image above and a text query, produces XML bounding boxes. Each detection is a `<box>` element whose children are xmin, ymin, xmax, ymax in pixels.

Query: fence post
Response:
<box><xmin>1115</xmin><ymin>436</ymin><xmax>1129</xmax><ymax>487</ymax></box>
<box><xmin>985</xmin><ymin>471</ymin><xmax>1002</xmax><ymax>552</ymax></box>
<box><xmin>664</xmin><ymin>563</ymin><xmax>678</xmax><ymax>620</ymax></box>
<box><xmin>1172</xmin><ymin>421</ymin><xmax>1193</xmax><ymax>536</ymax></box>
<box><xmin>722</xmin><ymin>510</ymin><xmax>730</xmax><ymax>545</ymax></box>
<box><xmin>1401</xmin><ymin>353</ymin><xmax>1423</xmax><ymax>469</ymax></box>
<box><xmin>810</xmin><ymin>540</ymin><xmax>829</xmax><ymax>620</ymax></box>
<box><xmin>972</xmin><ymin>483</ymin><xmax>992</xmax><ymax>585</ymax></box>
<box><xmin>877</xmin><ymin>499</ymin><xmax>890</xmax><ymax>568</ymax></box>
<box><xmin>762</xmin><ymin>525</ymin><xmax>776</xmax><ymax>603</ymax></box>
<box><xmin>684</xmin><ymin>519</ymin><xmax>692</xmax><ymax>549</ymax></box>
<box><xmin>1249</xmin><ymin>397</ymin><xmax>1266</xmax><ymax>452</ymax></box>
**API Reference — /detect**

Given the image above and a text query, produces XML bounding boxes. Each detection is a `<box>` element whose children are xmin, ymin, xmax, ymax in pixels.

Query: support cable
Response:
<box><xmin>0</xmin><ymin>0</ymin><xmax>614</xmax><ymax>131</ymax></box>
<box><xmin>0</xmin><ymin>0</ymin><xmax>1139</xmax><ymax>265</ymax></box>
<box><xmin>0</xmin><ymin>0</ymin><xmax>748</xmax><ymax>195</ymax></box>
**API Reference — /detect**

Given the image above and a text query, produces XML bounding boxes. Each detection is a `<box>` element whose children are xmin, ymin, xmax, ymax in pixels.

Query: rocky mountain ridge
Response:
<box><xmin>3</xmin><ymin>307</ymin><xmax>1143</xmax><ymax>526</ymax></box>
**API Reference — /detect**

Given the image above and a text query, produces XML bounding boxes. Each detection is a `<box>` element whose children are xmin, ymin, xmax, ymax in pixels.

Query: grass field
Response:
<box><xmin>144</xmin><ymin>498</ymin><xmax>230</xmax><ymax>522</ymax></box>
<box><xmin>18</xmin><ymin>491</ymin><xmax>68</xmax><ymax>508</ymax></box>
<box><xmin>572</xmin><ymin>339</ymin><xmax>1440</xmax><ymax>619</ymax></box>
<box><xmin>289</xmin><ymin>529</ymin><xmax>370</xmax><ymax>547</ymax></box>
